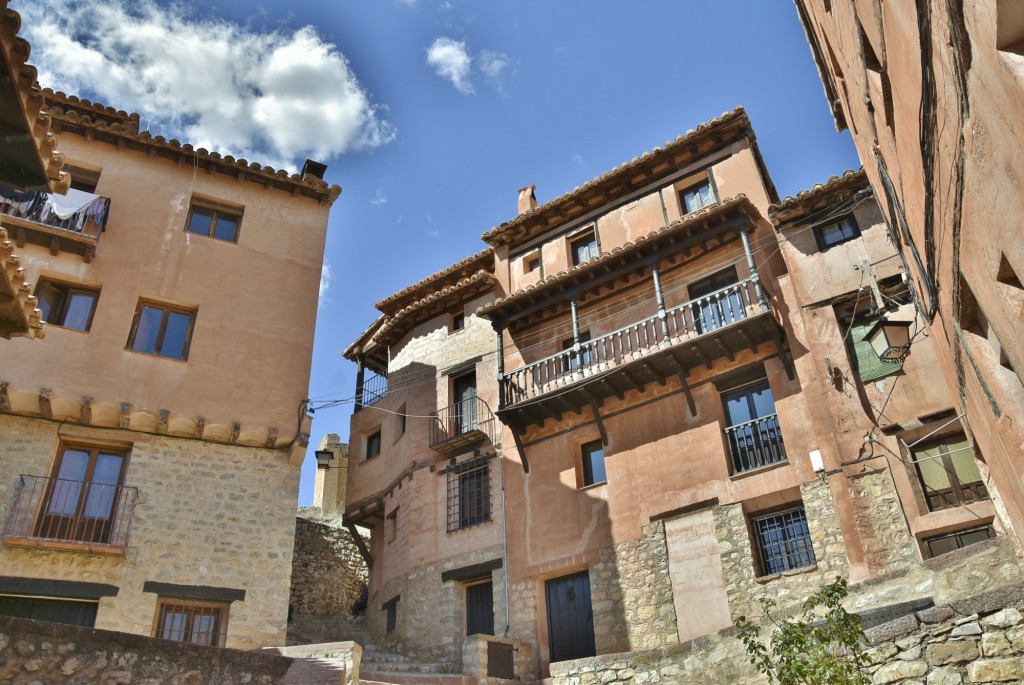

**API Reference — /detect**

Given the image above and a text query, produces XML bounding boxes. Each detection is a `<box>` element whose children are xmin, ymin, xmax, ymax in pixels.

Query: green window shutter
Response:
<box><xmin>849</xmin><ymin>320</ymin><xmax>903</xmax><ymax>382</ymax></box>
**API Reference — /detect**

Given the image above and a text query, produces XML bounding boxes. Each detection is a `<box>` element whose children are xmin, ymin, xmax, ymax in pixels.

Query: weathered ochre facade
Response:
<box><xmin>792</xmin><ymin>0</ymin><xmax>1024</xmax><ymax>552</ymax></box>
<box><xmin>344</xmin><ymin>109</ymin><xmax>1019</xmax><ymax>680</ymax></box>
<box><xmin>0</xmin><ymin>86</ymin><xmax>338</xmax><ymax>648</ymax></box>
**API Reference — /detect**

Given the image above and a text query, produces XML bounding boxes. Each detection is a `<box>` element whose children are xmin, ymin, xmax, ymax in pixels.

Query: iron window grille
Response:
<box><xmin>751</xmin><ymin>506</ymin><xmax>817</xmax><ymax>576</ymax></box>
<box><xmin>154</xmin><ymin>598</ymin><xmax>228</xmax><ymax>647</ymax></box>
<box><xmin>383</xmin><ymin>596</ymin><xmax>399</xmax><ymax>633</ymax></box>
<box><xmin>447</xmin><ymin>456</ymin><xmax>491</xmax><ymax>532</ymax></box>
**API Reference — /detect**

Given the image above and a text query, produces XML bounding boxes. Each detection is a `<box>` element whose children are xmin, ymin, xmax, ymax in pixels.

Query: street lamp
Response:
<box><xmin>315</xmin><ymin>449</ymin><xmax>335</xmax><ymax>469</ymax></box>
<box><xmin>865</xmin><ymin>319</ymin><xmax>912</xmax><ymax>362</ymax></box>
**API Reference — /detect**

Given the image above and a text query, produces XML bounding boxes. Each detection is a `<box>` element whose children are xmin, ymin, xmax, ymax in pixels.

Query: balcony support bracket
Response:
<box><xmin>345</xmin><ymin>521</ymin><xmax>374</xmax><ymax>571</ymax></box>
<box><xmin>587</xmin><ymin>396</ymin><xmax>609</xmax><ymax>447</ymax></box>
<box><xmin>510</xmin><ymin>426</ymin><xmax>530</xmax><ymax>474</ymax></box>
<box><xmin>770</xmin><ymin>326</ymin><xmax>795</xmax><ymax>381</ymax></box>
<box><xmin>666</xmin><ymin>353</ymin><xmax>697</xmax><ymax>417</ymax></box>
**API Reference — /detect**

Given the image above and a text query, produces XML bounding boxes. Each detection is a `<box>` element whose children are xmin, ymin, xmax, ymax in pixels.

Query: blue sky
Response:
<box><xmin>19</xmin><ymin>0</ymin><xmax>859</xmax><ymax>506</ymax></box>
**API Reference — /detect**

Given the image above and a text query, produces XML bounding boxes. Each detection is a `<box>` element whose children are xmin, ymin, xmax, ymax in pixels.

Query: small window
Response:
<box><xmin>186</xmin><ymin>202</ymin><xmax>242</xmax><ymax>243</ymax></box>
<box><xmin>580</xmin><ymin>440</ymin><xmax>606</xmax><ymax>487</ymax></box>
<box><xmin>679</xmin><ymin>180</ymin><xmax>715</xmax><ymax>214</ymax></box>
<box><xmin>127</xmin><ymin>301</ymin><xmax>197</xmax><ymax>360</ymax></box>
<box><xmin>452</xmin><ymin>312</ymin><xmax>466</xmax><ymax>332</ymax></box>
<box><xmin>570</xmin><ymin>231</ymin><xmax>599</xmax><ymax>266</ymax></box>
<box><xmin>154</xmin><ymin>598</ymin><xmax>228</xmax><ymax>647</ymax></box>
<box><xmin>34</xmin><ymin>279</ymin><xmax>100</xmax><ymax>331</ymax></box>
<box><xmin>814</xmin><ymin>215</ymin><xmax>861</xmax><ymax>249</ymax></box>
<box><xmin>383</xmin><ymin>596</ymin><xmax>399</xmax><ymax>633</ymax></box>
<box><xmin>386</xmin><ymin>508</ymin><xmax>398</xmax><ymax>543</ymax></box>
<box><xmin>366</xmin><ymin>431</ymin><xmax>382</xmax><ymax>459</ymax></box>
<box><xmin>397</xmin><ymin>404</ymin><xmax>407</xmax><ymax>435</ymax></box>
<box><xmin>751</xmin><ymin>506</ymin><xmax>817</xmax><ymax>576</ymax></box>
<box><xmin>922</xmin><ymin>524</ymin><xmax>996</xmax><ymax>559</ymax></box>
<box><xmin>63</xmin><ymin>165</ymin><xmax>100</xmax><ymax>194</ymax></box>
<box><xmin>447</xmin><ymin>456</ymin><xmax>490</xmax><ymax>532</ymax></box>
<box><xmin>912</xmin><ymin>435</ymin><xmax>989</xmax><ymax>512</ymax></box>
<box><xmin>525</xmin><ymin>253</ymin><xmax>541</xmax><ymax>273</ymax></box>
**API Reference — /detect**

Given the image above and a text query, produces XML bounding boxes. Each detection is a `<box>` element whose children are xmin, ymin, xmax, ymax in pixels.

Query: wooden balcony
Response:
<box><xmin>0</xmin><ymin>185</ymin><xmax>110</xmax><ymax>262</ymax></box>
<box><xmin>498</xmin><ymin>276</ymin><xmax>787</xmax><ymax>430</ymax></box>
<box><xmin>430</xmin><ymin>397</ymin><xmax>497</xmax><ymax>453</ymax></box>
<box><xmin>2</xmin><ymin>474</ymin><xmax>138</xmax><ymax>555</ymax></box>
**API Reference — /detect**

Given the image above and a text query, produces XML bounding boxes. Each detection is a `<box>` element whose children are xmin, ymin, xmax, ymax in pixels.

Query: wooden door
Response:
<box><xmin>453</xmin><ymin>373</ymin><xmax>477</xmax><ymax>435</ymax></box>
<box><xmin>466</xmin><ymin>581</ymin><xmax>494</xmax><ymax>636</ymax></box>
<box><xmin>546</xmin><ymin>572</ymin><xmax>596</xmax><ymax>663</ymax></box>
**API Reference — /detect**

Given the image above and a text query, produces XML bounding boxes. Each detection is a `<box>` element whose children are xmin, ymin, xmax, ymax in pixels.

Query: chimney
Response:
<box><xmin>518</xmin><ymin>185</ymin><xmax>537</xmax><ymax>215</ymax></box>
<box><xmin>301</xmin><ymin>159</ymin><xmax>328</xmax><ymax>181</ymax></box>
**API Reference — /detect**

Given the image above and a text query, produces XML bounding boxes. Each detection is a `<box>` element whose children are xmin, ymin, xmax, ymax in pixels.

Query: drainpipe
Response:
<box><xmin>354</xmin><ymin>357</ymin><xmax>366</xmax><ymax>412</ymax></box>
<box><xmin>570</xmin><ymin>295</ymin><xmax>581</xmax><ymax>344</ymax></box>
<box><xmin>500</xmin><ymin>451</ymin><xmax>511</xmax><ymax>637</ymax></box>
<box><xmin>493</xmin><ymin>320</ymin><xmax>506</xmax><ymax>411</ymax></box>
<box><xmin>650</xmin><ymin>260</ymin><xmax>670</xmax><ymax>342</ymax></box>
<box><xmin>740</xmin><ymin>229</ymin><xmax>769</xmax><ymax>311</ymax></box>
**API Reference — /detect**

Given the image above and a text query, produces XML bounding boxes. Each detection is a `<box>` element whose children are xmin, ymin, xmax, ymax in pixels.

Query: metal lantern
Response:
<box><xmin>314</xmin><ymin>449</ymin><xmax>334</xmax><ymax>469</ymax></box>
<box><xmin>865</xmin><ymin>319</ymin><xmax>912</xmax><ymax>361</ymax></box>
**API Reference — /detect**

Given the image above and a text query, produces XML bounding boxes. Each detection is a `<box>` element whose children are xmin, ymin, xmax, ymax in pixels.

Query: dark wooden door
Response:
<box><xmin>546</xmin><ymin>572</ymin><xmax>596</xmax><ymax>663</ymax></box>
<box><xmin>453</xmin><ymin>373</ymin><xmax>477</xmax><ymax>435</ymax></box>
<box><xmin>466</xmin><ymin>581</ymin><xmax>494</xmax><ymax>636</ymax></box>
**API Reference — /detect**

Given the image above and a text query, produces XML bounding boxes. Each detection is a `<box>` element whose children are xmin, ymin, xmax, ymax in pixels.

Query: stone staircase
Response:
<box><xmin>358</xmin><ymin>647</ymin><xmax>464</xmax><ymax>685</ymax></box>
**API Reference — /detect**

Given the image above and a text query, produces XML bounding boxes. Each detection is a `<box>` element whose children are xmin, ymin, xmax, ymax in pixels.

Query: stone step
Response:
<box><xmin>280</xmin><ymin>657</ymin><xmax>350</xmax><ymax>685</ymax></box>
<box><xmin>360</xmin><ymin>661</ymin><xmax>449</xmax><ymax>674</ymax></box>
<box><xmin>359</xmin><ymin>673</ymin><xmax>477</xmax><ymax>685</ymax></box>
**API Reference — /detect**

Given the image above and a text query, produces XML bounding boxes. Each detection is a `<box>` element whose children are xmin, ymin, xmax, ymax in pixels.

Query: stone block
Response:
<box><xmin>926</xmin><ymin>666</ymin><xmax>963</xmax><ymax>685</ymax></box>
<box><xmin>966</xmin><ymin>658</ymin><xmax>1024</xmax><ymax>682</ymax></box>
<box><xmin>980</xmin><ymin>633</ymin><xmax>1011</xmax><ymax>657</ymax></box>
<box><xmin>951</xmin><ymin>623</ymin><xmax>983</xmax><ymax>637</ymax></box>
<box><xmin>872</xmin><ymin>660</ymin><xmax>928</xmax><ymax>684</ymax></box>
<box><xmin>918</xmin><ymin>606</ymin><xmax>956</xmax><ymax>624</ymax></box>
<box><xmin>925</xmin><ymin>641</ymin><xmax>979</xmax><ymax>665</ymax></box>
<box><xmin>980</xmin><ymin>608</ymin><xmax>1023</xmax><ymax>630</ymax></box>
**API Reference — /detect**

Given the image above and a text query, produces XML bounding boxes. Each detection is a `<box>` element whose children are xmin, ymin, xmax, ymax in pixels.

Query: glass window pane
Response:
<box><xmin>588</xmin><ymin>447</ymin><xmax>606</xmax><ymax>484</ymax></box>
<box><xmin>161</xmin><ymin>610</ymin><xmax>187</xmax><ymax>641</ymax></box>
<box><xmin>82</xmin><ymin>453</ymin><xmax>123</xmax><ymax>519</ymax></box>
<box><xmin>749</xmin><ymin>385</ymin><xmax>777</xmax><ymax>419</ymax></box>
<box><xmin>213</xmin><ymin>215</ymin><xmax>238</xmax><ymax>242</ymax></box>
<box><xmin>187</xmin><ymin>207</ymin><xmax>214</xmax><ymax>236</ymax></box>
<box><xmin>132</xmin><ymin>306</ymin><xmax>163</xmax><ymax>354</ymax></box>
<box><xmin>49</xmin><ymin>450</ymin><xmax>89</xmax><ymax>516</ymax></box>
<box><xmin>725</xmin><ymin>393</ymin><xmax>754</xmax><ymax>425</ymax></box>
<box><xmin>948</xmin><ymin>441</ymin><xmax>984</xmax><ymax>485</ymax></box>
<box><xmin>37</xmin><ymin>285</ymin><xmax>63</xmax><ymax>323</ymax></box>
<box><xmin>916</xmin><ymin>449</ymin><xmax>951</xmax><ymax>490</ymax></box>
<box><xmin>160</xmin><ymin>311</ymin><xmax>192</xmax><ymax>359</ymax></box>
<box><xmin>56</xmin><ymin>449</ymin><xmax>90</xmax><ymax>481</ymax></box>
<box><xmin>62</xmin><ymin>292</ymin><xmax>96</xmax><ymax>330</ymax></box>
<box><xmin>190</xmin><ymin>612</ymin><xmax>217</xmax><ymax>645</ymax></box>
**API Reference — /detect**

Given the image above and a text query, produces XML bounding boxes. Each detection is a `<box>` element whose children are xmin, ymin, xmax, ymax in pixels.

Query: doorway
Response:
<box><xmin>545</xmin><ymin>572</ymin><xmax>596</xmax><ymax>663</ymax></box>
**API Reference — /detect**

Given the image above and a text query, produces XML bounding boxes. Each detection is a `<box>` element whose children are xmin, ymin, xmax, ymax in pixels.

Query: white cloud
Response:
<box><xmin>319</xmin><ymin>260</ymin><xmax>333</xmax><ymax>305</ymax></box>
<box><xmin>478</xmin><ymin>50</ymin><xmax>508</xmax><ymax>81</ymax></box>
<box><xmin>371</xmin><ymin>188</ymin><xmax>388</xmax><ymax>206</ymax></box>
<box><xmin>427</xmin><ymin>37</ymin><xmax>474</xmax><ymax>94</ymax></box>
<box><xmin>20</xmin><ymin>0</ymin><xmax>395</xmax><ymax>170</ymax></box>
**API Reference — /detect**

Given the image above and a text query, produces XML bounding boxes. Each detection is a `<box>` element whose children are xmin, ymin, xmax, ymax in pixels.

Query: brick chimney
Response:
<box><xmin>518</xmin><ymin>185</ymin><xmax>537</xmax><ymax>215</ymax></box>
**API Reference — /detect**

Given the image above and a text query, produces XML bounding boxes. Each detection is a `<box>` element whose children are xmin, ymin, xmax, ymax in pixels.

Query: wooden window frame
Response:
<box><xmin>911</xmin><ymin>434</ymin><xmax>989</xmax><ymax>512</ymax></box>
<box><xmin>569</xmin><ymin>229</ymin><xmax>599</xmax><ymax>267</ymax></box>
<box><xmin>153</xmin><ymin>597</ymin><xmax>229</xmax><ymax>647</ymax></box>
<box><xmin>34</xmin><ymin>279</ymin><xmax>100</xmax><ymax>332</ymax></box>
<box><xmin>185</xmin><ymin>200</ymin><xmax>243</xmax><ymax>243</ymax></box>
<box><xmin>366</xmin><ymin>430</ymin><xmax>382</xmax><ymax>459</ymax></box>
<box><xmin>579</xmin><ymin>439</ymin><xmax>606</xmax><ymax>487</ymax></box>
<box><xmin>126</xmin><ymin>300</ymin><xmax>197</xmax><ymax>361</ymax></box>
<box><xmin>814</xmin><ymin>214</ymin><xmax>861</xmax><ymax>250</ymax></box>
<box><xmin>921</xmin><ymin>524</ymin><xmax>996</xmax><ymax>560</ymax></box>
<box><xmin>451</xmin><ymin>312</ymin><xmax>466</xmax><ymax>332</ymax></box>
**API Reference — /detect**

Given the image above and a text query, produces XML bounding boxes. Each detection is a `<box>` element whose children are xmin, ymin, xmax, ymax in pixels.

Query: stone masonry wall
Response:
<box><xmin>0</xmin><ymin>615</ymin><xmax>294</xmax><ymax>685</ymax></box>
<box><xmin>716</xmin><ymin>479</ymin><xmax>850</xmax><ymax>621</ymax></box>
<box><xmin>0</xmin><ymin>414</ymin><xmax>299</xmax><ymax>649</ymax></box>
<box><xmin>549</xmin><ymin>583</ymin><xmax>1024</xmax><ymax>685</ymax></box>
<box><xmin>591</xmin><ymin>520</ymin><xmax>678</xmax><ymax>654</ymax></box>
<box><xmin>847</xmin><ymin>467</ymin><xmax>920</xmax><ymax>575</ymax></box>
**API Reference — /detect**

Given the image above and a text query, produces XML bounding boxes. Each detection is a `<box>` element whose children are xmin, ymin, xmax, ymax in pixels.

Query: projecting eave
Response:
<box><xmin>769</xmin><ymin>169</ymin><xmax>868</xmax><ymax>228</ymax></box>
<box><xmin>0</xmin><ymin>225</ymin><xmax>44</xmax><ymax>339</ymax></box>
<box><xmin>375</xmin><ymin>248</ymin><xmax>494</xmax><ymax>315</ymax></box>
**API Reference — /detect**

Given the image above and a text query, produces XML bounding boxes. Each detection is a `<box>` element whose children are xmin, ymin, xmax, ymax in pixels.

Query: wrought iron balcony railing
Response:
<box><xmin>430</xmin><ymin>397</ymin><xmax>497</xmax><ymax>451</ymax></box>
<box><xmin>724</xmin><ymin>413</ymin><xmax>787</xmax><ymax>474</ymax></box>
<box><xmin>2</xmin><ymin>475</ymin><xmax>139</xmax><ymax>554</ymax></box>
<box><xmin>362</xmin><ymin>372</ymin><xmax>388</xmax><ymax>407</ymax></box>
<box><xmin>0</xmin><ymin>185</ymin><xmax>111</xmax><ymax>241</ymax></box>
<box><xmin>501</xmin><ymin>276</ymin><xmax>764</xmax><ymax>406</ymax></box>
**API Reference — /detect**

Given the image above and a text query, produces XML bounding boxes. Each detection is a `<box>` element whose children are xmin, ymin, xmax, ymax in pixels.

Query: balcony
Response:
<box><xmin>724</xmin><ymin>414</ymin><xmax>787</xmax><ymax>475</ymax></box>
<box><xmin>498</xmin><ymin>276</ymin><xmax>786</xmax><ymax>429</ymax></box>
<box><xmin>2</xmin><ymin>475</ymin><xmax>138</xmax><ymax>555</ymax></box>
<box><xmin>356</xmin><ymin>371</ymin><xmax>388</xmax><ymax>410</ymax></box>
<box><xmin>0</xmin><ymin>185</ymin><xmax>111</xmax><ymax>261</ymax></box>
<box><xmin>430</xmin><ymin>397</ymin><xmax>497</xmax><ymax>453</ymax></box>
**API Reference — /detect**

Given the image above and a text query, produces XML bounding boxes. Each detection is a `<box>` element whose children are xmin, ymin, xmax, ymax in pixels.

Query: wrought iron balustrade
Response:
<box><xmin>0</xmin><ymin>184</ymin><xmax>111</xmax><ymax>240</ymax></box>
<box><xmin>501</xmin><ymin>276</ymin><xmax>763</xmax><ymax>406</ymax></box>
<box><xmin>2</xmin><ymin>474</ymin><xmax>139</xmax><ymax>552</ymax></box>
<box><xmin>431</xmin><ymin>396</ymin><xmax>496</xmax><ymax>449</ymax></box>
<box><xmin>361</xmin><ymin>372</ymin><xmax>388</xmax><ymax>406</ymax></box>
<box><xmin>724</xmin><ymin>413</ymin><xmax>787</xmax><ymax>474</ymax></box>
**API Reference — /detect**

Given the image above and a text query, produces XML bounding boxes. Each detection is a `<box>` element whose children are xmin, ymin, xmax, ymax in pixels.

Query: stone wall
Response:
<box><xmin>715</xmin><ymin>479</ymin><xmax>851</xmax><ymax>621</ymax></box>
<box><xmin>0</xmin><ymin>415</ymin><xmax>299</xmax><ymax>649</ymax></box>
<box><xmin>846</xmin><ymin>467</ymin><xmax>920</xmax><ymax>576</ymax></box>
<box><xmin>0</xmin><ymin>615</ymin><xmax>294</xmax><ymax>685</ymax></box>
<box><xmin>549</xmin><ymin>583</ymin><xmax>1024</xmax><ymax>685</ymax></box>
<box><xmin>591</xmin><ymin>520</ymin><xmax>678</xmax><ymax>653</ymax></box>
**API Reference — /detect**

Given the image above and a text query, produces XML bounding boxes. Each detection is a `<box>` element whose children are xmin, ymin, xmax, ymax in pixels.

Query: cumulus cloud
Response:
<box><xmin>319</xmin><ymin>260</ymin><xmax>333</xmax><ymax>305</ymax></box>
<box><xmin>478</xmin><ymin>50</ymin><xmax>508</xmax><ymax>81</ymax></box>
<box><xmin>427</xmin><ymin>37</ymin><xmax>474</xmax><ymax>94</ymax></box>
<box><xmin>20</xmin><ymin>0</ymin><xmax>395</xmax><ymax>170</ymax></box>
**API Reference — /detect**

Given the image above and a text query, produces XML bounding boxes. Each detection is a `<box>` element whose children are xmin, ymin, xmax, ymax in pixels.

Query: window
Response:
<box><xmin>722</xmin><ymin>377</ymin><xmax>786</xmax><ymax>474</ymax></box>
<box><xmin>525</xmin><ymin>253</ymin><xmax>541</xmax><ymax>273</ymax></box>
<box><xmin>922</xmin><ymin>525</ymin><xmax>997</xmax><ymax>559</ymax></box>
<box><xmin>912</xmin><ymin>435</ymin><xmax>989</xmax><ymax>511</ymax></box>
<box><xmin>570</xmin><ymin>231</ymin><xmax>599</xmax><ymax>266</ymax></box>
<box><xmin>679</xmin><ymin>180</ymin><xmax>715</xmax><ymax>214</ymax></box>
<box><xmin>580</xmin><ymin>440</ymin><xmax>606</xmax><ymax>487</ymax></box>
<box><xmin>814</xmin><ymin>215</ymin><xmax>861</xmax><ymax>249</ymax></box>
<box><xmin>127</xmin><ymin>301</ymin><xmax>197</xmax><ymax>360</ymax></box>
<box><xmin>447</xmin><ymin>456</ymin><xmax>490</xmax><ymax>532</ymax></box>
<box><xmin>155</xmin><ymin>598</ymin><xmax>228</xmax><ymax>647</ymax></box>
<box><xmin>386</xmin><ymin>508</ymin><xmax>398</xmax><ymax>543</ymax></box>
<box><xmin>689</xmin><ymin>266</ymin><xmax>744</xmax><ymax>334</ymax></box>
<box><xmin>397</xmin><ymin>404</ymin><xmax>407</xmax><ymax>435</ymax></box>
<box><xmin>34</xmin><ymin>279</ymin><xmax>99</xmax><ymax>331</ymax></box>
<box><xmin>451</xmin><ymin>312</ymin><xmax>466</xmax><ymax>331</ymax></box>
<box><xmin>0</xmin><ymin>596</ymin><xmax>98</xmax><ymax>627</ymax></box>
<box><xmin>561</xmin><ymin>331</ymin><xmax>593</xmax><ymax>371</ymax></box>
<box><xmin>63</xmin><ymin>165</ymin><xmax>100</xmax><ymax>194</ymax></box>
<box><xmin>453</xmin><ymin>372</ymin><xmax>478</xmax><ymax>436</ymax></box>
<box><xmin>366</xmin><ymin>431</ymin><xmax>381</xmax><ymax>459</ymax></box>
<box><xmin>751</xmin><ymin>506</ymin><xmax>817</xmax><ymax>576</ymax></box>
<box><xmin>36</xmin><ymin>444</ymin><xmax>129</xmax><ymax>545</ymax></box>
<box><xmin>383</xmin><ymin>596</ymin><xmax>399</xmax><ymax>633</ymax></box>
<box><xmin>186</xmin><ymin>202</ymin><xmax>242</xmax><ymax>243</ymax></box>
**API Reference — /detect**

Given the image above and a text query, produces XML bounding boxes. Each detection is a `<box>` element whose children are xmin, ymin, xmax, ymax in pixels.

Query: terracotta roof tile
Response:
<box><xmin>375</xmin><ymin>248</ymin><xmax>493</xmax><ymax>314</ymax></box>
<box><xmin>375</xmin><ymin>269</ymin><xmax>496</xmax><ymax>346</ymax></box>
<box><xmin>769</xmin><ymin>169</ymin><xmax>867</xmax><ymax>226</ymax></box>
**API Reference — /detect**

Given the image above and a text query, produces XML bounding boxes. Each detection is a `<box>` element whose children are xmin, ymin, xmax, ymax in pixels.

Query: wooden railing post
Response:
<box><xmin>740</xmin><ymin>229</ymin><xmax>769</xmax><ymax>311</ymax></box>
<box><xmin>650</xmin><ymin>261</ymin><xmax>671</xmax><ymax>343</ymax></box>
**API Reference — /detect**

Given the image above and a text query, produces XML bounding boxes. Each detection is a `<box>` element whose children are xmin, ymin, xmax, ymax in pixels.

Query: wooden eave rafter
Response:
<box><xmin>482</xmin><ymin>107</ymin><xmax>779</xmax><ymax>248</ymax></box>
<box><xmin>43</xmin><ymin>90</ymin><xmax>342</xmax><ymax>205</ymax></box>
<box><xmin>0</xmin><ymin>225</ymin><xmax>44</xmax><ymax>339</ymax></box>
<box><xmin>478</xmin><ymin>196</ymin><xmax>758</xmax><ymax>327</ymax></box>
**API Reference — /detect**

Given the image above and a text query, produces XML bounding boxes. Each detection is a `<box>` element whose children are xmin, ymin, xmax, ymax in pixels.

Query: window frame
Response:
<box><xmin>720</xmin><ymin>376</ymin><xmax>787</xmax><ymax>475</ymax></box>
<box><xmin>185</xmin><ymin>200</ymin><xmax>243</xmax><ymax>243</ymax></box>
<box><xmin>579</xmin><ymin>439</ymin><xmax>607</xmax><ymax>487</ymax></box>
<box><xmin>447</xmin><ymin>455</ymin><xmax>491</xmax><ymax>532</ymax></box>
<box><xmin>383</xmin><ymin>596</ymin><xmax>399</xmax><ymax>633</ymax></box>
<box><xmin>814</xmin><ymin>214</ymin><xmax>861</xmax><ymax>250</ymax></box>
<box><xmin>365</xmin><ymin>430</ymin><xmax>382</xmax><ymax>459</ymax></box>
<box><xmin>921</xmin><ymin>524</ymin><xmax>997</xmax><ymax>559</ymax></box>
<box><xmin>911</xmin><ymin>434</ymin><xmax>989</xmax><ymax>512</ymax></box>
<box><xmin>153</xmin><ymin>597</ymin><xmax>229</xmax><ymax>647</ymax></box>
<box><xmin>34</xmin><ymin>278</ymin><xmax>100</xmax><ymax>332</ymax></box>
<box><xmin>451</xmin><ymin>312</ymin><xmax>466</xmax><ymax>332</ymax></box>
<box><xmin>750</xmin><ymin>505</ymin><xmax>817</xmax><ymax>576</ymax></box>
<box><xmin>569</xmin><ymin>229</ymin><xmax>599</xmax><ymax>267</ymax></box>
<box><xmin>678</xmin><ymin>178</ymin><xmax>717</xmax><ymax>215</ymax></box>
<box><xmin>126</xmin><ymin>300</ymin><xmax>197</xmax><ymax>361</ymax></box>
